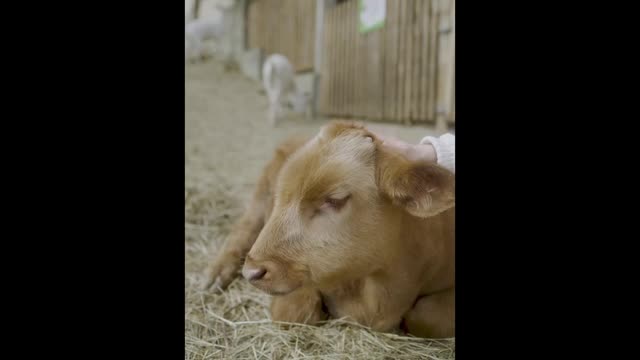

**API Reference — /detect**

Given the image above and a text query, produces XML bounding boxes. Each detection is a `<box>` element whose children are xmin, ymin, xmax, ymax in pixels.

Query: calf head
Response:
<box><xmin>242</xmin><ymin>121</ymin><xmax>454</xmax><ymax>295</ymax></box>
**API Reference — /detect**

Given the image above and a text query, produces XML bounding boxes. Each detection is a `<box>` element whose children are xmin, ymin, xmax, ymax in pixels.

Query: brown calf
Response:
<box><xmin>205</xmin><ymin>121</ymin><xmax>455</xmax><ymax>338</ymax></box>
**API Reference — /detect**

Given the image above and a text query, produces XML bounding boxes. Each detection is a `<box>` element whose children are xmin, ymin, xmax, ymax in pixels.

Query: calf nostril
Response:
<box><xmin>243</xmin><ymin>267</ymin><xmax>267</xmax><ymax>281</ymax></box>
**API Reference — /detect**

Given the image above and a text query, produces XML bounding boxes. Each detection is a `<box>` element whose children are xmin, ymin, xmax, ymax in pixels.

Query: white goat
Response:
<box><xmin>262</xmin><ymin>54</ymin><xmax>312</xmax><ymax>126</ymax></box>
<box><xmin>185</xmin><ymin>6</ymin><xmax>230</xmax><ymax>63</ymax></box>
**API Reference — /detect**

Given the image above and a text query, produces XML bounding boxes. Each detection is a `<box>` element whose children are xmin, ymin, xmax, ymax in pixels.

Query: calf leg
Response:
<box><xmin>269</xmin><ymin>92</ymin><xmax>284</xmax><ymax>126</ymax></box>
<box><xmin>203</xmin><ymin>165</ymin><xmax>271</xmax><ymax>291</ymax></box>
<box><xmin>265</xmin><ymin>78</ymin><xmax>284</xmax><ymax>126</ymax></box>
<box><xmin>271</xmin><ymin>287</ymin><xmax>327</xmax><ymax>325</ymax></box>
<box><xmin>267</xmin><ymin>102</ymin><xmax>279</xmax><ymax>127</ymax></box>
<box><xmin>204</xmin><ymin>136</ymin><xmax>308</xmax><ymax>292</ymax></box>
<box><xmin>402</xmin><ymin>288</ymin><xmax>455</xmax><ymax>338</ymax></box>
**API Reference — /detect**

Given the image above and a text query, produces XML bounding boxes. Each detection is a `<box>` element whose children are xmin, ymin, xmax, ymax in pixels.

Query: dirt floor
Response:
<box><xmin>185</xmin><ymin>59</ymin><xmax>454</xmax><ymax>359</ymax></box>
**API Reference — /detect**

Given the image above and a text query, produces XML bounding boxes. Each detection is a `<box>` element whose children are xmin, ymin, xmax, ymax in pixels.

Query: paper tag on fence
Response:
<box><xmin>359</xmin><ymin>0</ymin><xmax>385</xmax><ymax>33</ymax></box>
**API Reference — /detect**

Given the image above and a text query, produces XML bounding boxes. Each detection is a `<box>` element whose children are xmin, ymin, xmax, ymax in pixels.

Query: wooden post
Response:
<box><xmin>312</xmin><ymin>0</ymin><xmax>327</xmax><ymax>118</ymax></box>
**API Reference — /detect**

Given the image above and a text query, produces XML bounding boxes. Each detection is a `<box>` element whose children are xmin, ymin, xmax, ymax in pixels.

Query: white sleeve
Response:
<box><xmin>419</xmin><ymin>134</ymin><xmax>455</xmax><ymax>174</ymax></box>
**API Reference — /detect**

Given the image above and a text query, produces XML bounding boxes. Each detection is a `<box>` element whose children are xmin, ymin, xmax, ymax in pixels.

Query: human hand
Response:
<box><xmin>375</xmin><ymin>134</ymin><xmax>437</xmax><ymax>164</ymax></box>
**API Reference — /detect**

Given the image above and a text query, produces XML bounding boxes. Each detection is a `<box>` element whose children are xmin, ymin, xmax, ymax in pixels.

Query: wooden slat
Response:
<box><xmin>427</xmin><ymin>0</ymin><xmax>439</xmax><ymax>122</ymax></box>
<box><xmin>267</xmin><ymin>1</ymin><xmax>273</xmax><ymax>57</ymax></box>
<box><xmin>277</xmin><ymin>0</ymin><xmax>284</xmax><ymax>58</ymax></box>
<box><xmin>305</xmin><ymin>0</ymin><xmax>317</xmax><ymax>71</ymax></box>
<box><xmin>397</xmin><ymin>0</ymin><xmax>405</xmax><ymax>121</ymax></box>
<box><xmin>436</xmin><ymin>0</ymin><xmax>454</xmax><ymax>127</ymax></box>
<box><xmin>360</xmin><ymin>0</ymin><xmax>369</xmax><ymax>119</ymax></box>
<box><xmin>334</xmin><ymin>3</ymin><xmax>341</xmax><ymax>115</ymax></box>
<box><xmin>329</xmin><ymin>4</ymin><xmax>337</xmax><ymax>115</ymax></box>
<box><xmin>419</xmin><ymin>0</ymin><xmax>430</xmax><ymax>121</ymax></box>
<box><xmin>352</xmin><ymin>0</ymin><xmax>362</xmax><ymax>117</ymax></box>
<box><xmin>360</xmin><ymin>2</ymin><xmax>370</xmax><ymax>119</ymax></box>
<box><xmin>319</xmin><ymin>2</ymin><xmax>332</xmax><ymax>114</ymax></box>
<box><xmin>448</xmin><ymin>0</ymin><xmax>456</xmax><ymax>124</ymax></box>
<box><xmin>314</xmin><ymin>0</ymin><xmax>318</xmax><ymax>68</ymax></box>
<box><xmin>402</xmin><ymin>0</ymin><xmax>414</xmax><ymax>123</ymax></box>
<box><xmin>411</xmin><ymin>0</ymin><xmax>422</xmax><ymax>122</ymax></box>
<box><xmin>302</xmin><ymin>1</ymin><xmax>308</xmax><ymax>67</ymax></box>
<box><xmin>247</xmin><ymin>1</ymin><xmax>255</xmax><ymax>49</ymax></box>
<box><xmin>344</xmin><ymin>1</ymin><xmax>351</xmax><ymax>115</ymax></box>
<box><xmin>324</xmin><ymin>5</ymin><xmax>332</xmax><ymax>114</ymax></box>
<box><xmin>294</xmin><ymin>0</ymin><xmax>301</xmax><ymax>66</ymax></box>
<box><xmin>297</xmin><ymin>1</ymin><xmax>304</xmax><ymax>69</ymax></box>
<box><xmin>346</xmin><ymin>0</ymin><xmax>356</xmax><ymax>117</ymax></box>
<box><xmin>354</xmin><ymin>0</ymin><xmax>363</xmax><ymax>118</ymax></box>
<box><xmin>258</xmin><ymin>0</ymin><xmax>264</xmax><ymax>51</ymax></box>
<box><xmin>337</xmin><ymin>2</ymin><xmax>346</xmax><ymax>116</ymax></box>
<box><xmin>278</xmin><ymin>0</ymin><xmax>283</xmax><ymax>57</ymax></box>
<box><xmin>381</xmin><ymin>0</ymin><xmax>391</xmax><ymax>120</ymax></box>
<box><xmin>277</xmin><ymin>0</ymin><xmax>283</xmax><ymax>57</ymax></box>
<box><xmin>367</xmin><ymin>15</ymin><xmax>385</xmax><ymax>120</ymax></box>
<box><xmin>287</xmin><ymin>0</ymin><xmax>295</xmax><ymax>64</ymax></box>
<box><xmin>284</xmin><ymin>0</ymin><xmax>291</xmax><ymax>64</ymax></box>
<box><xmin>264</xmin><ymin>0</ymin><xmax>269</xmax><ymax>51</ymax></box>
<box><xmin>361</xmin><ymin>1</ymin><xmax>371</xmax><ymax>119</ymax></box>
<box><xmin>292</xmin><ymin>0</ymin><xmax>297</xmax><ymax>65</ymax></box>
<box><xmin>344</xmin><ymin>2</ymin><xmax>351</xmax><ymax>116</ymax></box>
<box><xmin>329</xmin><ymin>5</ymin><xmax>337</xmax><ymax>114</ymax></box>
<box><xmin>383</xmin><ymin>0</ymin><xmax>398</xmax><ymax>121</ymax></box>
<box><xmin>396</xmin><ymin>0</ymin><xmax>406</xmax><ymax>122</ymax></box>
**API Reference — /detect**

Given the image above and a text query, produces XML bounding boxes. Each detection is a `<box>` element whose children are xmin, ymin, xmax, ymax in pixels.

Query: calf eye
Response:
<box><xmin>321</xmin><ymin>194</ymin><xmax>351</xmax><ymax>212</ymax></box>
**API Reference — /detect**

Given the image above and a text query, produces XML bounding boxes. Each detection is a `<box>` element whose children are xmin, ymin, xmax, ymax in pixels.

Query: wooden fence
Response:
<box><xmin>317</xmin><ymin>0</ymin><xmax>454</xmax><ymax>124</ymax></box>
<box><xmin>436</xmin><ymin>0</ymin><xmax>455</xmax><ymax>124</ymax></box>
<box><xmin>247</xmin><ymin>0</ymin><xmax>316</xmax><ymax>72</ymax></box>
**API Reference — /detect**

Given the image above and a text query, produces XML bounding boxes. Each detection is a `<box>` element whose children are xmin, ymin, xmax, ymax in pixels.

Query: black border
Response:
<box><xmin>456</xmin><ymin>2</ymin><xmax>632</xmax><ymax>358</ymax></box>
<box><xmin>7</xmin><ymin>2</ymin><xmax>186</xmax><ymax>358</ymax></box>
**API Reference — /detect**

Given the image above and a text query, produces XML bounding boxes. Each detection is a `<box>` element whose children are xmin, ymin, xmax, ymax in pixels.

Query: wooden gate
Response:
<box><xmin>318</xmin><ymin>0</ymin><xmax>455</xmax><ymax>124</ymax></box>
<box><xmin>247</xmin><ymin>0</ymin><xmax>317</xmax><ymax>72</ymax></box>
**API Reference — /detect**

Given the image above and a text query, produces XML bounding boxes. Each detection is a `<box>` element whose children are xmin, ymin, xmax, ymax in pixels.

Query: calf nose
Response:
<box><xmin>242</xmin><ymin>266</ymin><xmax>267</xmax><ymax>281</ymax></box>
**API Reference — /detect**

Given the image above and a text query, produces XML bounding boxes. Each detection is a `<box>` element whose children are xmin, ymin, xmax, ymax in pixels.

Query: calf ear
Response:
<box><xmin>374</xmin><ymin>140</ymin><xmax>454</xmax><ymax>218</ymax></box>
